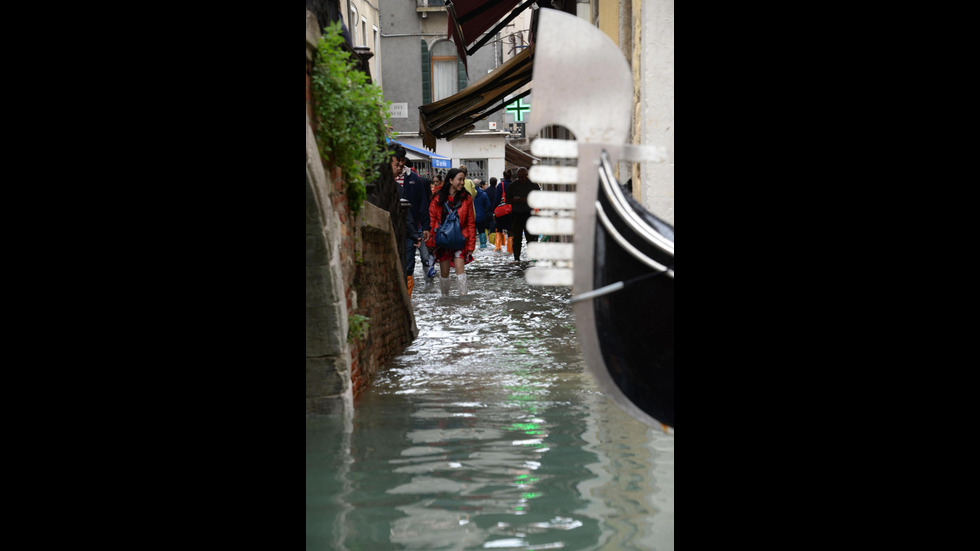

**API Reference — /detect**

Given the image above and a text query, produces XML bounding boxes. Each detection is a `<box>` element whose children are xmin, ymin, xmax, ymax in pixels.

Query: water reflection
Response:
<box><xmin>307</xmin><ymin>245</ymin><xmax>673</xmax><ymax>550</ymax></box>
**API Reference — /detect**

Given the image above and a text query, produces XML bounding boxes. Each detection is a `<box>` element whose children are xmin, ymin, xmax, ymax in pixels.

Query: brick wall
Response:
<box><xmin>349</xmin><ymin>218</ymin><xmax>417</xmax><ymax>396</ymax></box>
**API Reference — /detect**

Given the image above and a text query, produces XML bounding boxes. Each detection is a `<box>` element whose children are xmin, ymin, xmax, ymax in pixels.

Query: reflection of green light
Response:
<box><xmin>507</xmin><ymin>423</ymin><xmax>539</xmax><ymax>432</ymax></box>
<box><xmin>507</xmin><ymin>395</ymin><xmax>536</xmax><ymax>402</ymax></box>
<box><xmin>514</xmin><ymin>475</ymin><xmax>540</xmax><ymax>485</ymax></box>
<box><xmin>505</xmin><ymin>423</ymin><xmax>546</xmax><ymax>437</ymax></box>
<box><xmin>521</xmin><ymin>492</ymin><xmax>542</xmax><ymax>500</ymax></box>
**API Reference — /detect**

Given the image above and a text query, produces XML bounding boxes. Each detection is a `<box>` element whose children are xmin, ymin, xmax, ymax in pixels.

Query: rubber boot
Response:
<box><xmin>494</xmin><ymin>233</ymin><xmax>503</xmax><ymax>251</ymax></box>
<box><xmin>488</xmin><ymin>232</ymin><xmax>495</xmax><ymax>246</ymax></box>
<box><xmin>507</xmin><ymin>236</ymin><xmax>514</xmax><ymax>254</ymax></box>
<box><xmin>478</xmin><ymin>233</ymin><xmax>487</xmax><ymax>248</ymax></box>
<box><xmin>457</xmin><ymin>273</ymin><xmax>468</xmax><ymax>295</ymax></box>
<box><xmin>439</xmin><ymin>276</ymin><xmax>451</xmax><ymax>296</ymax></box>
<box><xmin>407</xmin><ymin>275</ymin><xmax>414</xmax><ymax>296</ymax></box>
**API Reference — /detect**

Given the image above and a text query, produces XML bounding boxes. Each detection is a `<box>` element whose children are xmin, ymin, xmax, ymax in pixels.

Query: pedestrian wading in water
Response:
<box><xmin>426</xmin><ymin>168</ymin><xmax>477</xmax><ymax>296</ymax></box>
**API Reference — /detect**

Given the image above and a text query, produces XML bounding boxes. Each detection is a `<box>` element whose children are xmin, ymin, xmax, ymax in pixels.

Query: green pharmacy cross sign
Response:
<box><xmin>506</xmin><ymin>98</ymin><xmax>530</xmax><ymax>122</ymax></box>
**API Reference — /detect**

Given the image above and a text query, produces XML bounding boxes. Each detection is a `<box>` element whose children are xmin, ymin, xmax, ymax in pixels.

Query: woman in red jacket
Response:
<box><xmin>428</xmin><ymin>168</ymin><xmax>477</xmax><ymax>296</ymax></box>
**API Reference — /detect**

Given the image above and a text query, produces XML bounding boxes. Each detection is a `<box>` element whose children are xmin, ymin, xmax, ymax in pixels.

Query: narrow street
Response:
<box><xmin>306</xmin><ymin>242</ymin><xmax>674</xmax><ymax>550</ymax></box>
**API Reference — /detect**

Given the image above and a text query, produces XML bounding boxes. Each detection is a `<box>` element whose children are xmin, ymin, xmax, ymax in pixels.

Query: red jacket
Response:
<box><xmin>427</xmin><ymin>192</ymin><xmax>477</xmax><ymax>253</ymax></box>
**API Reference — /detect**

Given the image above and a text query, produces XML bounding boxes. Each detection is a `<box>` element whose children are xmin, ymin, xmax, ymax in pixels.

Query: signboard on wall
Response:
<box><xmin>389</xmin><ymin>103</ymin><xmax>408</xmax><ymax>118</ymax></box>
<box><xmin>505</xmin><ymin>98</ymin><xmax>530</xmax><ymax>122</ymax></box>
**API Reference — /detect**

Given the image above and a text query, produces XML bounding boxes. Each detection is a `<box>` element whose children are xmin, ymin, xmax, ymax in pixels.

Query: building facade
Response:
<box><xmin>378</xmin><ymin>1</ymin><xmax>515</xmax><ymax>181</ymax></box>
<box><xmin>358</xmin><ymin>0</ymin><xmax>672</xmax><ymax>223</ymax></box>
<box><xmin>340</xmin><ymin>1</ymin><xmax>383</xmax><ymax>86</ymax></box>
<box><xmin>594</xmin><ymin>0</ymin><xmax>674</xmax><ymax>225</ymax></box>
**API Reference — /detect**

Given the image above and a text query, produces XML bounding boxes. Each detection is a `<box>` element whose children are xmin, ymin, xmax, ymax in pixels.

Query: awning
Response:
<box><xmin>387</xmin><ymin>139</ymin><xmax>453</xmax><ymax>169</ymax></box>
<box><xmin>446</xmin><ymin>0</ymin><xmax>536</xmax><ymax>75</ymax></box>
<box><xmin>419</xmin><ymin>45</ymin><xmax>534</xmax><ymax>151</ymax></box>
<box><xmin>505</xmin><ymin>143</ymin><xmax>539</xmax><ymax>168</ymax></box>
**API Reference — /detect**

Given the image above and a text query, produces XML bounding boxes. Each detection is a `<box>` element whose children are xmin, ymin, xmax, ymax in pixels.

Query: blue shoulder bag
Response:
<box><xmin>435</xmin><ymin>201</ymin><xmax>465</xmax><ymax>250</ymax></box>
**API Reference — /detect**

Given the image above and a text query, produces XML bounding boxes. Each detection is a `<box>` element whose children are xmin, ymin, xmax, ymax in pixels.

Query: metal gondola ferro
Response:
<box><xmin>522</xmin><ymin>8</ymin><xmax>674</xmax><ymax>430</ymax></box>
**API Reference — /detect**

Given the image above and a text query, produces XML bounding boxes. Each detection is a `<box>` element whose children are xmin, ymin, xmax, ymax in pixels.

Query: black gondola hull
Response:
<box><xmin>593</xmin><ymin>185</ymin><xmax>674</xmax><ymax>427</ymax></box>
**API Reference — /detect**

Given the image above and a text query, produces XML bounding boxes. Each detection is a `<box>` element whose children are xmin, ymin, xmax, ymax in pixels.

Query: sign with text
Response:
<box><xmin>389</xmin><ymin>103</ymin><xmax>408</xmax><ymax>118</ymax></box>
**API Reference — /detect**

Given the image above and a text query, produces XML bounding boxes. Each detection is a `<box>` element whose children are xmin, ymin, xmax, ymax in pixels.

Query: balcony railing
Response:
<box><xmin>416</xmin><ymin>0</ymin><xmax>447</xmax><ymax>8</ymax></box>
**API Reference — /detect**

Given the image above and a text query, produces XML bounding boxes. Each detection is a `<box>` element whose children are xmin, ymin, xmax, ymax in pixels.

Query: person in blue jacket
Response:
<box><xmin>473</xmin><ymin>180</ymin><xmax>491</xmax><ymax>248</ymax></box>
<box><xmin>391</xmin><ymin>145</ymin><xmax>432</xmax><ymax>295</ymax></box>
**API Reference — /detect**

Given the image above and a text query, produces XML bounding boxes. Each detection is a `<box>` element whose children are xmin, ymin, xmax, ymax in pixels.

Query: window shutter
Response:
<box><xmin>421</xmin><ymin>40</ymin><xmax>431</xmax><ymax>105</ymax></box>
<box><xmin>457</xmin><ymin>60</ymin><xmax>467</xmax><ymax>92</ymax></box>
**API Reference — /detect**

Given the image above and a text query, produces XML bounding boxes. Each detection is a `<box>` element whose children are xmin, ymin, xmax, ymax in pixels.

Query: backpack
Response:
<box><xmin>435</xmin><ymin>201</ymin><xmax>465</xmax><ymax>250</ymax></box>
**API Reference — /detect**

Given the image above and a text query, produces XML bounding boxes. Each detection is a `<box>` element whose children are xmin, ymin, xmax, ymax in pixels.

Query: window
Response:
<box><xmin>349</xmin><ymin>5</ymin><xmax>358</xmax><ymax>45</ymax></box>
<box><xmin>373</xmin><ymin>26</ymin><xmax>381</xmax><ymax>87</ymax></box>
<box><xmin>459</xmin><ymin>159</ymin><xmax>487</xmax><ymax>182</ymax></box>
<box><xmin>406</xmin><ymin>158</ymin><xmax>435</xmax><ymax>180</ymax></box>
<box><xmin>361</xmin><ymin>17</ymin><xmax>367</xmax><ymax>47</ymax></box>
<box><xmin>430</xmin><ymin>40</ymin><xmax>458</xmax><ymax>102</ymax></box>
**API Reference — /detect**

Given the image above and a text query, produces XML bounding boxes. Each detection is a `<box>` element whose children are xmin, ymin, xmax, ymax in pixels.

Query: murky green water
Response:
<box><xmin>307</xmin><ymin>243</ymin><xmax>674</xmax><ymax>550</ymax></box>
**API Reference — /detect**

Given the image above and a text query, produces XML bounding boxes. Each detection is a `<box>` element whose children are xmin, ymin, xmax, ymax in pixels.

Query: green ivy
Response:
<box><xmin>347</xmin><ymin>314</ymin><xmax>371</xmax><ymax>343</ymax></box>
<box><xmin>311</xmin><ymin>21</ymin><xmax>392</xmax><ymax>216</ymax></box>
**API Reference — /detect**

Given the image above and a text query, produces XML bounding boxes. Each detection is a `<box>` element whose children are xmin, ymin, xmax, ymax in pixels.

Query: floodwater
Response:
<box><xmin>307</xmin><ymin>240</ymin><xmax>674</xmax><ymax>550</ymax></box>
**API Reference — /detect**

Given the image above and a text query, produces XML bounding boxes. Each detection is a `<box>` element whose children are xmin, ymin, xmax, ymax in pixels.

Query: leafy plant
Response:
<box><xmin>311</xmin><ymin>21</ymin><xmax>392</xmax><ymax>216</ymax></box>
<box><xmin>347</xmin><ymin>313</ymin><xmax>370</xmax><ymax>343</ymax></box>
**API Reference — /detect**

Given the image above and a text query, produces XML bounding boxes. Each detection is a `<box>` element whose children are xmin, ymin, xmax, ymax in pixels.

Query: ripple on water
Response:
<box><xmin>323</xmin><ymin>243</ymin><xmax>672</xmax><ymax>551</ymax></box>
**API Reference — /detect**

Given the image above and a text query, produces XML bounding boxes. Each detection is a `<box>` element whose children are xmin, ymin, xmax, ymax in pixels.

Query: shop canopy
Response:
<box><xmin>419</xmin><ymin>45</ymin><xmax>533</xmax><ymax>151</ymax></box>
<box><xmin>446</xmin><ymin>0</ymin><xmax>536</xmax><ymax>75</ymax></box>
<box><xmin>505</xmin><ymin>143</ymin><xmax>539</xmax><ymax>169</ymax></box>
<box><xmin>387</xmin><ymin>139</ymin><xmax>453</xmax><ymax>169</ymax></box>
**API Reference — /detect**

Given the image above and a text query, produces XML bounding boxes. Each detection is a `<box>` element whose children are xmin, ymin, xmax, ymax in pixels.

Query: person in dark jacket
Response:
<box><xmin>506</xmin><ymin>167</ymin><xmax>540</xmax><ymax>262</ymax></box>
<box><xmin>491</xmin><ymin>169</ymin><xmax>512</xmax><ymax>252</ymax></box>
<box><xmin>391</xmin><ymin>146</ymin><xmax>432</xmax><ymax>295</ymax></box>
<box><xmin>473</xmin><ymin>182</ymin><xmax>491</xmax><ymax>248</ymax></box>
<box><xmin>485</xmin><ymin>177</ymin><xmax>498</xmax><ymax>242</ymax></box>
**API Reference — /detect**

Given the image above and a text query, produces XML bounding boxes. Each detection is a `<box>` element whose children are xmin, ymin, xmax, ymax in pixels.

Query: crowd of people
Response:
<box><xmin>388</xmin><ymin>145</ymin><xmax>541</xmax><ymax>298</ymax></box>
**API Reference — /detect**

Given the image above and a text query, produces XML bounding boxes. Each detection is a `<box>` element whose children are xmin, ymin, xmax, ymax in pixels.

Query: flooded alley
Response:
<box><xmin>307</xmin><ymin>243</ymin><xmax>674</xmax><ymax>550</ymax></box>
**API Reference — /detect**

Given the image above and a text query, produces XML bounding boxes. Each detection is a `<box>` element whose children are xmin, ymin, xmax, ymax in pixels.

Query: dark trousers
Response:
<box><xmin>494</xmin><ymin>214</ymin><xmax>512</xmax><ymax>234</ymax></box>
<box><xmin>404</xmin><ymin>238</ymin><xmax>418</xmax><ymax>276</ymax></box>
<box><xmin>509</xmin><ymin>211</ymin><xmax>538</xmax><ymax>260</ymax></box>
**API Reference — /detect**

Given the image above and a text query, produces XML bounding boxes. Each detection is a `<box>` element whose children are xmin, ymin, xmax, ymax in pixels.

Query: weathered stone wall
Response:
<box><xmin>307</xmin><ymin>116</ymin><xmax>352</xmax><ymax>415</ymax></box>
<box><xmin>307</xmin><ymin>9</ymin><xmax>417</xmax><ymax>415</ymax></box>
